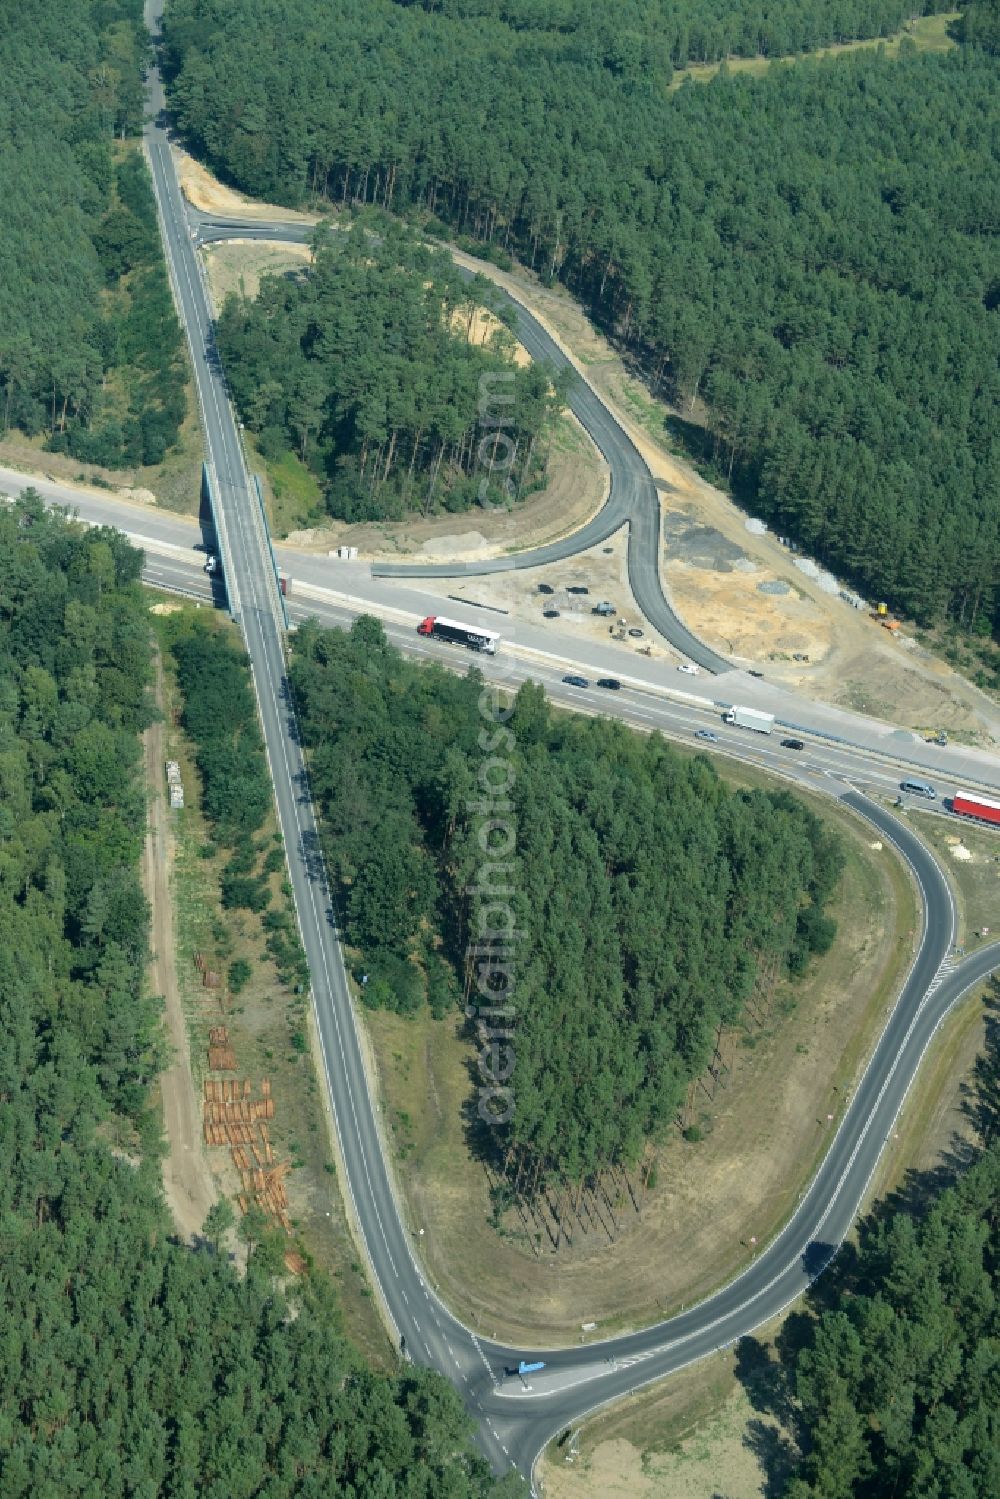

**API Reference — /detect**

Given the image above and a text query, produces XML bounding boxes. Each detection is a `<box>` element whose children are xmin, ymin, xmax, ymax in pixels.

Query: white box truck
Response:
<box><xmin>724</xmin><ymin>705</ymin><xmax>774</xmax><ymax>734</ymax></box>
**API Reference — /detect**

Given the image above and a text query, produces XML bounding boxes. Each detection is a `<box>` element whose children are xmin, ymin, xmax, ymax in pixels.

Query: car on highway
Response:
<box><xmin>596</xmin><ymin>677</ymin><xmax>621</xmax><ymax>690</ymax></box>
<box><xmin>900</xmin><ymin>778</ymin><xmax>937</xmax><ymax>799</ymax></box>
<box><xmin>562</xmin><ymin>675</ymin><xmax>589</xmax><ymax>689</ymax></box>
<box><xmin>677</xmin><ymin>662</ymin><xmax>700</xmax><ymax>675</ymax></box>
<box><xmin>695</xmin><ymin>728</ymin><xmax>719</xmax><ymax>743</ymax></box>
<box><xmin>781</xmin><ymin>737</ymin><xmax>805</xmax><ymax>750</ymax></box>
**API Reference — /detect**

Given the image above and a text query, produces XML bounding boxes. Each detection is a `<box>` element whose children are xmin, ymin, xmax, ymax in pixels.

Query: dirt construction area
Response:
<box><xmin>173</xmin><ymin>142</ymin><xmax>1000</xmax><ymax>744</ymax></box>
<box><xmin>541</xmin><ymin>1378</ymin><xmax>779</xmax><ymax>1499</ymax></box>
<box><xmin>449</xmin><ymin>255</ymin><xmax>1000</xmax><ymax>745</ymax></box>
<box><xmin>382</xmin><ymin>525</ymin><xmax>656</xmax><ymax>659</ymax></box>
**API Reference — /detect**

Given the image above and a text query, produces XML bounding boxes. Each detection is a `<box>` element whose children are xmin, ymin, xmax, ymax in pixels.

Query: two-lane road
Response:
<box><xmin>132</xmin><ymin>12</ymin><xmax>999</xmax><ymax>1486</ymax></box>
<box><xmin>192</xmin><ymin>209</ymin><xmax>729</xmax><ymax>673</ymax></box>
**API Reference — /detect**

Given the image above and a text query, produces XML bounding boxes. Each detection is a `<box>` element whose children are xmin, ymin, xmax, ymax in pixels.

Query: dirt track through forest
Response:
<box><xmin>144</xmin><ymin>651</ymin><xmax>217</xmax><ymax>1239</ymax></box>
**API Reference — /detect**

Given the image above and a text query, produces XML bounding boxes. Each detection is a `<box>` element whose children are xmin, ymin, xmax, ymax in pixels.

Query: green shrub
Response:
<box><xmin>227</xmin><ymin>958</ymin><xmax>252</xmax><ymax>995</ymax></box>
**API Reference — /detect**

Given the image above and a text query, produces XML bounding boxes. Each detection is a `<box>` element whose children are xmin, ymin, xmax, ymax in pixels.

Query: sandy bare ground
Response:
<box><xmin>277</xmin><ymin>423</ymin><xmax>609</xmax><ymax>563</ymax></box>
<box><xmin>145</xmin><ymin>652</ymin><xmax>217</xmax><ymax>1239</ymax></box>
<box><xmin>201</xmin><ymin>240</ymin><xmax>313</xmax><ymax>305</ymax></box>
<box><xmin>154</xmin><ymin>151</ymin><xmax>1000</xmax><ymax>740</ymax></box>
<box><xmin>175</xmin><ymin>147</ymin><xmax>318</xmax><ymax>223</ymax></box>
<box><xmin>200</xmin><ymin>237</ymin><xmax>601</xmax><ymax>561</ymax></box>
<box><xmin>0</xmin><ymin>445</ymin><xmax>159</xmax><ymax>508</ymax></box>
<box><xmin>542</xmin><ymin>1403</ymin><xmax>770</xmax><ymax>1499</ymax></box>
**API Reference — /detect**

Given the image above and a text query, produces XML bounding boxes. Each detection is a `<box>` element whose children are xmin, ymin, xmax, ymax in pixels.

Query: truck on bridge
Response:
<box><xmin>724</xmin><ymin>705</ymin><xmax>775</xmax><ymax>734</ymax></box>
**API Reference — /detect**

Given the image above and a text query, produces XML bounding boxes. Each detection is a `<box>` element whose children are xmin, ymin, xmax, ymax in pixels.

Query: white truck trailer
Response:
<box><xmin>724</xmin><ymin>705</ymin><xmax>775</xmax><ymax>734</ymax></box>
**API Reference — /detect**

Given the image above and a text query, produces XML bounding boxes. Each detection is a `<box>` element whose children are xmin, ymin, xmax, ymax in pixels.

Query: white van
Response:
<box><xmin>900</xmin><ymin>779</ymin><xmax>936</xmax><ymax>799</ymax></box>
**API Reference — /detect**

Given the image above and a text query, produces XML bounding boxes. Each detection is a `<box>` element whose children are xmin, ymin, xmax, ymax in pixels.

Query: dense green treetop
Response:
<box><xmin>216</xmin><ymin>224</ymin><xmax>565</xmax><ymax>521</ymax></box>
<box><xmin>0</xmin><ymin>1</ymin><xmax>185</xmax><ymax>470</ymax></box>
<box><xmin>164</xmin><ymin>613</ymin><xmax>311</xmax><ymax>989</ymax></box>
<box><xmin>164</xmin><ymin>1</ymin><xmax>999</xmax><ymax>634</ymax></box>
<box><xmin>767</xmin><ymin>991</ymin><xmax>1000</xmax><ymax>1497</ymax></box>
<box><xmin>290</xmin><ymin>616</ymin><xmax>842</xmax><ymax>1184</ymax></box>
<box><xmin>959</xmin><ymin>0</ymin><xmax>1000</xmax><ymax>51</ymax></box>
<box><xmin>0</xmin><ymin>500</ymin><xmax>516</xmax><ymax>1496</ymax></box>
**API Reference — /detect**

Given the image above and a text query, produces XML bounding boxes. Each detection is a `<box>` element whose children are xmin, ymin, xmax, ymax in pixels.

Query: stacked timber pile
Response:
<box><xmin>201</xmin><ymin>1017</ymin><xmax>296</xmax><ymax>1239</ymax></box>
<box><xmin>202</xmin><ymin>1079</ymin><xmax>275</xmax><ymax>1144</ymax></box>
<box><xmin>207</xmin><ymin>1025</ymin><xmax>237</xmax><ymax>1072</ymax></box>
<box><xmin>193</xmin><ymin>952</ymin><xmax>222</xmax><ymax>992</ymax></box>
<box><xmin>202</xmin><ymin>1075</ymin><xmax>288</xmax><ymax>1233</ymax></box>
<box><xmin>236</xmin><ymin>1160</ymin><xmax>292</xmax><ymax>1234</ymax></box>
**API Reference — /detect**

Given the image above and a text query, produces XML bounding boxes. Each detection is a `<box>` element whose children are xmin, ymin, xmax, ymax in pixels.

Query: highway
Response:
<box><xmin>130</xmin><ymin>547</ymin><xmax>999</xmax><ymax>813</ymax></box>
<box><xmin>6</xmin><ymin>469</ymin><xmax>998</xmax><ymax>796</ymax></box>
<box><xmin>79</xmin><ymin>8</ymin><xmax>999</xmax><ymax>1487</ymax></box>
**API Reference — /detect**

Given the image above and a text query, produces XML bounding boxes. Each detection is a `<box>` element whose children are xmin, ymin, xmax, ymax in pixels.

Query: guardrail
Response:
<box><xmin>713</xmin><ymin>695</ymin><xmax>998</xmax><ymax>795</ymax></box>
<box><xmin>253</xmin><ymin>474</ymin><xmax>289</xmax><ymax>631</ymax></box>
<box><xmin>201</xmin><ymin>461</ymin><xmax>241</xmax><ymax>624</ymax></box>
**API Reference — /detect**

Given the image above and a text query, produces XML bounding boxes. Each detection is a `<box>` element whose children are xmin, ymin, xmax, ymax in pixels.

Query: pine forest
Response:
<box><xmin>290</xmin><ymin>616</ymin><xmax>844</xmax><ymax>1189</ymax></box>
<box><xmin>215</xmin><ymin>225</ymin><xmax>565</xmax><ymax>521</ymax></box>
<box><xmin>163</xmin><ymin>0</ymin><xmax>1000</xmax><ymax>633</ymax></box>
<box><xmin>0</xmin><ymin>498</ymin><xmax>516</xmax><ymax>1497</ymax></box>
<box><xmin>0</xmin><ymin>1</ymin><xmax>186</xmax><ymax>470</ymax></box>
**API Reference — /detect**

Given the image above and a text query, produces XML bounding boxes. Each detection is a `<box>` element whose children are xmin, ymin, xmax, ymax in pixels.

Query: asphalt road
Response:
<box><xmin>191</xmin><ymin>210</ymin><xmax>730</xmax><ymax>673</ymax></box>
<box><xmin>134</xmin><ymin>555</ymin><xmax>997</xmax><ymax>1486</ymax></box>
<box><xmin>133</xmin><ymin>549</ymin><xmax>1000</xmax><ymax>814</ymax></box>
<box><xmin>9</xmin><ymin>472</ymin><xmax>998</xmax><ymax>795</ymax></box>
<box><xmin>126</xmin><ymin>14</ymin><xmax>1000</xmax><ymax>1487</ymax></box>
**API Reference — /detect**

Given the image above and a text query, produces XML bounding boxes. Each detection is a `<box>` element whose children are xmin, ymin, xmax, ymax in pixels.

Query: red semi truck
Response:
<box><xmin>417</xmin><ymin>615</ymin><xmax>499</xmax><ymax>654</ymax></box>
<box><xmin>952</xmin><ymin>790</ymin><xmax>1000</xmax><ymax>828</ymax></box>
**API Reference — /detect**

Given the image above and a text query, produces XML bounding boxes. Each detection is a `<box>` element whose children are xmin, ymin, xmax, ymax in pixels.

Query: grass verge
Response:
<box><xmin>669</xmin><ymin>13</ymin><xmax>959</xmax><ymax>91</ymax></box>
<box><xmin>904</xmin><ymin>807</ymin><xmax>1000</xmax><ymax>944</ymax></box>
<box><xmin>539</xmin><ymin>1311</ymin><xmax>790</xmax><ymax>1499</ymax></box>
<box><xmin>250</xmin><ymin>438</ymin><xmax>327</xmax><ymax>538</ymax></box>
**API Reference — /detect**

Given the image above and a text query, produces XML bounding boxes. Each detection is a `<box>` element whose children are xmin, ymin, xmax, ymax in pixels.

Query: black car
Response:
<box><xmin>596</xmin><ymin>677</ymin><xmax>621</xmax><ymax>690</ymax></box>
<box><xmin>780</xmin><ymin>737</ymin><xmax>804</xmax><ymax>750</ymax></box>
<box><xmin>562</xmin><ymin>675</ymin><xmax>589</xmax><ymax>688</ymax></box>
